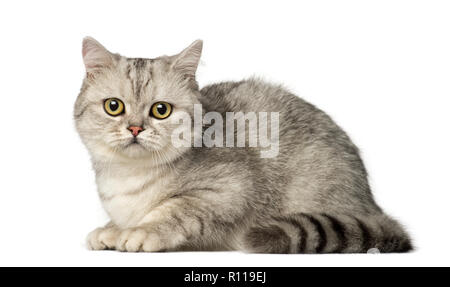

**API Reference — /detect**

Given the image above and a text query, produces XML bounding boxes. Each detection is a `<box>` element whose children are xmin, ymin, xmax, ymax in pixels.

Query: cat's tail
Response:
<box><xmin>242</xmin><ymin>213</ymin><xmax>413</xmax><ymax>253</ymax></box>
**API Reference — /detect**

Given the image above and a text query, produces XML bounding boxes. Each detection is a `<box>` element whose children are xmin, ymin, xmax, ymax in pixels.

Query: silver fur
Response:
<box><xmin>74</xmin><ymin>37</ymin><xmax>412</xmax><ymax>253</ymax></box>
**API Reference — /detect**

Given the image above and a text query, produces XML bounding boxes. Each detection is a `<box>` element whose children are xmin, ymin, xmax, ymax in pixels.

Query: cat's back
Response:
<box><xmin>199</xmin><ymin>78</ymin><xmax>339</xmax><ymax>144</ymax></box>
<box><xmin>199</xmin><ymin>78</ymin><xmax>379</xmax><ymax>215</ymax></box>
<box><xmin>200</xmin><ymin>78</ymin><xmax>309</xmax><ymax>115</ymax></box>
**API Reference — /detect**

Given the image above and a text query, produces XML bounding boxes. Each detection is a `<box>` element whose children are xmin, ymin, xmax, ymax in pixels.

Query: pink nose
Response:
<box><xmin>128</xmin><ymin>126</ymin><xmax>143</xmax><ymax>136</ymax></box>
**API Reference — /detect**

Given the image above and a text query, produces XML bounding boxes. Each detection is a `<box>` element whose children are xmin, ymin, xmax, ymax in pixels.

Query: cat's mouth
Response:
<box><xmin>123</xmin><ymin>137</ymin><xmax>143</xmax><ymax>148</ymax></box>
<box><xmin>120</xmin><ymin>136</ymin><xmax>161</xmax><ymax>154</ymax></box>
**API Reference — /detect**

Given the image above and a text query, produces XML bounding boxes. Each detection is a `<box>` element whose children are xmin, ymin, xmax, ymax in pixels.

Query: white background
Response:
<box><xmin>0</xmin><ymin>0</ymin><xmax>449</xmax><ymax>267</ymax></box>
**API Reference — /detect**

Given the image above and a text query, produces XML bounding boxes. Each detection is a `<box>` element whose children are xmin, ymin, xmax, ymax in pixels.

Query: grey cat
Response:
<box><xmin>74</xmin><ymin>37</ymin><xmax>412</xmax><ymax>253</ymax></box>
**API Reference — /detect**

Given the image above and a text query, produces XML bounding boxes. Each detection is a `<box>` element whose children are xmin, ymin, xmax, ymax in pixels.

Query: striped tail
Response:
<box><xmin>242</xmin><ymin>213</ymin><xmax>413</xmax><ymax>253</ymax></box>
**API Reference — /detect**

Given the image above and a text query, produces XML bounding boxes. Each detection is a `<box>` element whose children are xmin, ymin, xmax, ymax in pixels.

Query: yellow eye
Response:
<box><xmin>150</xmin><ymin>102</ymin><xmax>172</xmax><ymax>119</ymax></box>
<box><xmin>104</xmin><ymin>98</ymin><xmax>125</xmax><ymax>116</ymax></box>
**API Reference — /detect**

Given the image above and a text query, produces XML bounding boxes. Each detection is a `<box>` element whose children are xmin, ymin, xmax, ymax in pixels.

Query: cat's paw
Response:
<box><xmin>86</xmin><ymin>226</ymin><xmax>119</xmax><ymax>250</ymax></box>
<box><xmin>116</xmin><ymin>228</ymin><xmax>163</xmax><ymax>252</ymax></box>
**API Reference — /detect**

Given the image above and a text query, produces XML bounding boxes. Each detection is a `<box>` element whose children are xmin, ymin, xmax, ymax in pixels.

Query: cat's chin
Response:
<box><xmin>121</xmin><ymin>142</ymin><xmax>152</xmax><ymax>158</ymax></box>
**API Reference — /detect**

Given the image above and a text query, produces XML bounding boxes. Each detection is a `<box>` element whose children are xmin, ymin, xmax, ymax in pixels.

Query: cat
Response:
<box><xmin>74</xmin><ymin>37</ymin><xmax>412</xmax><ymax>253</ymax></box>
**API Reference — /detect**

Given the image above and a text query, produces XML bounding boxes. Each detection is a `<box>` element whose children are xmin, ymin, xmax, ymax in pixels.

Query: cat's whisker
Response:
<box><xmin>157</xmin><ymin>148</ymin><xmax>176</xmax><ymax>175</ymax></box>
<box><xmin>105</xmin><ymin>146</ymin><xmax>118</xmax><ymax>179</ymax></box>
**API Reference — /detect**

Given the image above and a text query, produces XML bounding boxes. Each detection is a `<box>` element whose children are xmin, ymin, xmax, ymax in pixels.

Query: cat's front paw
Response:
<box><xmin>116</xmin><ymin>228</ymin><xmax>163</xmax><ymax>252</ymax></box>
<box><xmin>86</xmin><ymin>226</ymin><xmax>119</xmax><ymax>250</ymax></box>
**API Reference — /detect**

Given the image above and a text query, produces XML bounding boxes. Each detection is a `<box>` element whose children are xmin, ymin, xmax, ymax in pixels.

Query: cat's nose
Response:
<box><xmin>127</xmin><ymin>126</ymin><xmax>144</xmax><ymax>137</ymax></box>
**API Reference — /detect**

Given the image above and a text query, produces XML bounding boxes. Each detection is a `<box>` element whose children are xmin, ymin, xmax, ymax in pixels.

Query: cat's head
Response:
<box><xmin>74</xmin><ymin>37</ymin><xmax>202</xmax><ymax>163</ymax></box>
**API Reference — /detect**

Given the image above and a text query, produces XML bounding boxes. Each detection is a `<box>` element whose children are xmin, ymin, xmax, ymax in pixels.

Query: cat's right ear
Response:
<box><xmin>82</xmin><ymin>37</ymin><xmax>115</xmax><ymax>77</ymax></box>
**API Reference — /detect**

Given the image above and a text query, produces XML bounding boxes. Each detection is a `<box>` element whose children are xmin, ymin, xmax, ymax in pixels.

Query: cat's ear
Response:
<box><xmin>82</xmin><ymin>36</ymin><xmax>116</xmax><ymax>76</ymax></box>
<box><xmin>171</xmin><ymin>39</ymin><xmax>203</xmax><ymax>79</ymax></box>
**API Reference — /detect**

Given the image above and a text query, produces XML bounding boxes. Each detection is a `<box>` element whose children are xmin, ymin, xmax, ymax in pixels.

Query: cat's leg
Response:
<box><xmin>86</xmin><ymin>221</ymin><xmax>120</xmax><ymax>250</ymax></box>
<box><xmin>242</xmin><ymin>213</ymin><xmax>413</xmax><ymax>253</ymax></box>
<box><xmin>114</xmin><ymin>193</ymin><xmax>245</xmax><ymax>252</ymax></box>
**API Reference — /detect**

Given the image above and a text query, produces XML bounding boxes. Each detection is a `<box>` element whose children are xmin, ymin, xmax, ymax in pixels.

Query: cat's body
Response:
<box><xmin>75</xmin><ymin>37</ymin><xmax>412</xmax><ymax>253</ymax></box>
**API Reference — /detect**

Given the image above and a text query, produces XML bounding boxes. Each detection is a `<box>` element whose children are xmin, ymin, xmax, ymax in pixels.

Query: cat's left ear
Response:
<box><xmin>171</xmin><ymin>40</ymin><xmax>203</xmax><ymax>79</ymax></box>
